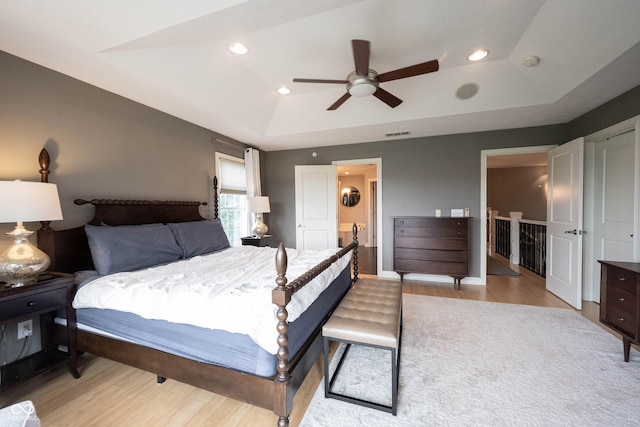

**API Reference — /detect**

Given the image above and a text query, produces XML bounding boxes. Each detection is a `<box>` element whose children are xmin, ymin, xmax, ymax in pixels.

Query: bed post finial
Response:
<box><xmin>272</xmin><ymin>243</ymin><xmax>292</xmax><ymax>427</ymax></box>
<box><xmin>213</xmin><ymin>176</ymin><xmax>219</xmax><ymax>220</ymax></box>
<box><xmin>39</xmin><ymin>148</ymin><xmax>51</xmax><ymax>183</ymax></box>
<box><xmin>352</xmin><ymin>223</ymin><xmax>359</xmax><ymax>282</ymax></box>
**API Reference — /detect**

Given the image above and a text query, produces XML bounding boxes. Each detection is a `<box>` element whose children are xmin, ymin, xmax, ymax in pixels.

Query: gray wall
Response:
<box><xmin>568</xmin><ymin>85</ymin><xmax>640</xmax><ymax>139</ymax></box>
<box><xmin>264</xmin><ymin>126</ymin><xmax>568</xmax><ymax>276</ymax></box>
<box><xmin>487</xmin><ymin>166</ymin><xmax>548</xmax><ymax>221</ymax></box>
<box><xmin>0</xmin><ymin>51</ymin><xmax>246</xmax><ymax>247</ymax></box>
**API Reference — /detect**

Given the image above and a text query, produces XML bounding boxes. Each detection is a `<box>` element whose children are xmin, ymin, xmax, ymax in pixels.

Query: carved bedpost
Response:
<box><xmin>352</xmin><ymin>223</ymin><xmax>359</xmax><ymax>283</ymax></box>
<box><xmin>272</xmin><ymin>243</ymin><xmax>292</xmax><ymax>427</ymax></box>
<box><xmin>38</xmin><ymin>149</ymin><xmax>52</xmax><ymax>231</ymax></box>
<box><xmin>212</xmin><ymin>176</ymin><xmax>219</xmax><ymax>220</ymax></box>
<box><xmin>37</xmin><ymin>149</ymin><xmax>55</xmax><ymax>267</ymax></box>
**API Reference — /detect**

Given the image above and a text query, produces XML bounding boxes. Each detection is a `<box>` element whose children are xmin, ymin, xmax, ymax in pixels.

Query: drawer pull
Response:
<box><xmin>618</xmin><ymin>317</ymin><xmax>625</xmax><ymax>323</ymax></box>
<box><xmin>400</xmin><ymin>229</ymin><xmax>405</xmax><ymax>233</ymax></box>
<box><xmin>618</xmin><ymin>297</ymin><xmax>625</xmax><ymax>303</ymax></box>
<box><xmin>27</xmin><ymin>301</ymin><xmax>36</xmax><ymax>307</ymax></box>
<box><xmin>617</xmin><ymin>276</ymin><xmax>626</xmax><ymax>282</ymax></box>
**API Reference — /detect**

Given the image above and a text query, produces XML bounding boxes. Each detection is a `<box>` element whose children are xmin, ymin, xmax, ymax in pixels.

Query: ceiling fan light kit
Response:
<box><xmin>293</xmin><ymin>39</ymin><xmax>439</xmax><ymax>110</ymax></box>
<box><xmin>347</xmin><ymin>70</ymin><xmax>378</xmax><ymax>96</ymax></box>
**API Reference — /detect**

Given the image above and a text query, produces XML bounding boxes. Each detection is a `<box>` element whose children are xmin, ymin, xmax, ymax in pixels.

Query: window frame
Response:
<box><xmin>215</xmin><ymin>152</ymin><xmax>249</xmax><ymax>246</ymax></box>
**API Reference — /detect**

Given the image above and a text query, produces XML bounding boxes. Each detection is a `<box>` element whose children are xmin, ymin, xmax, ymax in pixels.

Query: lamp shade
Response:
<box><xmin>247</xmin><ymin>196</ymin><xmax>270</xmax><ymax>214</ymax></box>
<box><xmin>0</xmin><ymin>181</ymin><xmax>63</xmax><ymax>223</ymax></box>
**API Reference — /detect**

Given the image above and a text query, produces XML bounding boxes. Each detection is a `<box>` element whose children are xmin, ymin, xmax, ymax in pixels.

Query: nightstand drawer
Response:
<box><xmin>604</xmin><ymin>303</ymin><xmax>638</xmax><ymax>338</ymax></box>
<box><xmin>606</xmin><ymin>285</ymin><xmax>637</xmax><ymax>315</ymax></box>
<box><xmin>606</xmin><ymin>265</ymin><xmax>637</xmax><ymax>294</ymax></box>
<box><xmin>0</xmin><ymin>287</ymin><xmax>67</xmax><ymax>323</ymax></box>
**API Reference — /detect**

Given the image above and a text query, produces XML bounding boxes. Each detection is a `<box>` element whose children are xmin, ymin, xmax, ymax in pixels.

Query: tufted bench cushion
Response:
<box><xmin>322</xmin><ymin>280</ymin><xmax>403</xmax><ymax>414</ymax></box>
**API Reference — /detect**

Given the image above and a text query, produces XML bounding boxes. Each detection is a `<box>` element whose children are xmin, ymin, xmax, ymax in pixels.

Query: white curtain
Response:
<box><xmin>244</xmin><ymin>148</ymin><xmax>262</xmax><ymax>197</ymax></box>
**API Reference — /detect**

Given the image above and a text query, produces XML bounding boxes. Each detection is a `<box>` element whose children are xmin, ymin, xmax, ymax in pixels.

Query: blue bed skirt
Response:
<box><xmin>71</xmin><ymin>266</ymin><xmax>352</xmax><ymax>377</ymax></box>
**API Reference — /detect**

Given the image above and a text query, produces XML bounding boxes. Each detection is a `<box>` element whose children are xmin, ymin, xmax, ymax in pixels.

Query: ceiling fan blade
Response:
<box><xmin>378</xmin><ymin>59</ymin><xmax>439</xmax><ymax>82</ymax></box>
<box><xmin>373</xmin><ymin>87</ymin><xmax>402</xmax><ymax>108</ymax></box>
<box><xmin>352</xmin><ymin>39</ymin><xmax>370</xmax><ymax>76</ymax></box>
<box><xmin>327</xmin><ymin>92</ymin><xmax>351</xmax><ymax>110</ymax></box>
<box><xmin>293</xmin><ymin>78</ymin><xmax>348</xmax><ymax>84</ymax></box>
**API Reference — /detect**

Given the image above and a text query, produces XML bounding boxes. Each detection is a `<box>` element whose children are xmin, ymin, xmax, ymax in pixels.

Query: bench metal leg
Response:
<box><xmin>324</xmin><ymin>337</ymin><xmax>399</xmax><ymax>415</ymax></box>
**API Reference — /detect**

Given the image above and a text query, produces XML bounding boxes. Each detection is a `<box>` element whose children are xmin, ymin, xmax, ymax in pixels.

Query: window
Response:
<box><xmin>216</xmin><ymin>153</ymin><xmax>248</xmax><ymax>246</ymax></box>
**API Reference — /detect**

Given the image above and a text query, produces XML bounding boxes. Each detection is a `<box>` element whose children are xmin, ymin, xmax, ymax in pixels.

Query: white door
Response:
<box><xmin>546</xmin><ymin>138</ymin><xmax>584</xmax><ymax>309</ymax></box>
<box><xmin>295</xmin><ymin>165</ymin><xmax>338</xmax><ymax>249</ymax></box>
<box><xmin>592</xmin><ymin>131</ymin><xmax>636</xmax><ymax>302</ymax></box>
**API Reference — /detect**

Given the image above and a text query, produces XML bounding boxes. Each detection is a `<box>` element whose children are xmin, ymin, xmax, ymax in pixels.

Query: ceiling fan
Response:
<box><xmin>293</xmin><ymin>39</ymin><xmax>439</xmax><ymax>110</ymax></box>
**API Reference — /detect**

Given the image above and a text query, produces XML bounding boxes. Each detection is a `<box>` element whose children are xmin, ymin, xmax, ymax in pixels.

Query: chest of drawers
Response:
<box><xmin>598</xmin><ymin>260</ymin><xmax>640</xmax><ymax>362</ymax></box>
<box><xmin>394</xmin><ymin>217</ymin><xmax>470</xmax><ymax>289</ymax></box>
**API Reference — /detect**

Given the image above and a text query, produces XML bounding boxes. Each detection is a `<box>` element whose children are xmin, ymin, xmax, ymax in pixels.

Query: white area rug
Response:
<box><xmin>300</xmin><ymin>295</ymin><xmax>640</xmax><ymax>427</ymax></box>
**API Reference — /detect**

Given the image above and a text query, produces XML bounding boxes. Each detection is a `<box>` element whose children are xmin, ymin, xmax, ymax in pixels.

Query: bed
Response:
<box><xmin>34</xmin><ymin>149</ymin><xmax>358</xmax><ymax>427</ymax></box>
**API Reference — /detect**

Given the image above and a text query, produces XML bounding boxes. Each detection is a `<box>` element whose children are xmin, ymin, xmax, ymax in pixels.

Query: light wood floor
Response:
<box><xmin>0</xmin><ymin>260</ymin><xmax>618</xmax><ymax>427</ymax></box>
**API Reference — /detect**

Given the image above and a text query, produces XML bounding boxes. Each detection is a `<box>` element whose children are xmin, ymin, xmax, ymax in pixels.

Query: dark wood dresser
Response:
<box><xmin>598</xmin><ymin>260</ymin><xmax>640</xmax><ymax>362</ymax></box>
<box><xmin>394</xmin><ymin>217</ymin><xmax>470</xmax><ymax>289</ymax></box>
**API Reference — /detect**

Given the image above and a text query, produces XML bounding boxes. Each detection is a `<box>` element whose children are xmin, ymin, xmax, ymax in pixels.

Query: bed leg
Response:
<box><xmin>277</xmin><ymin>416</ymin><xmax>289</xmax><ymax>427</ymax></box>
<box><xmin>157</xmin><ymin>375</ymin><xmax>166</xmax><ymax>384</ymax></box>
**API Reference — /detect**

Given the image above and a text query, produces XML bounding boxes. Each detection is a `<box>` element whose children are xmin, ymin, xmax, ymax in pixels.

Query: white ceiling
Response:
<box><xmin>2</xmin><ymin>0</ymin><xmax>640</xmax><ymax>152</ymax></box>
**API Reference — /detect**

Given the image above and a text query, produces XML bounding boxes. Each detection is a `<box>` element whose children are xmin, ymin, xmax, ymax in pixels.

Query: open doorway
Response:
<box><xmin>481</xmin><ymin>146</ymin><xmax>556</xmax><ymax>284</ymax></box>
<box><xmin>486</xmin><ymin>151</ymin><xmax>549</xmax><ymax>274</ymax></box>
<box><xmin>334</xmin><ymin>159</ymin><xmax>382</xmax><ymax>276</ymax></box>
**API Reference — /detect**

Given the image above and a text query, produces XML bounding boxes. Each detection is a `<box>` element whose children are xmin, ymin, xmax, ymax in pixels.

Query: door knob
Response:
<box><xmin>563</xmin><ymin>229</ymin><xmax>587</xmax><ymax>235</ymax></box>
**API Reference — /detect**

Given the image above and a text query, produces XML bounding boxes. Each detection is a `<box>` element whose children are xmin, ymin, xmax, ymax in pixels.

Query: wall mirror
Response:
<box><xmin>340</xmin><ymin>186</ymin><xmax>360</xmax><ymax>207</ymax></box>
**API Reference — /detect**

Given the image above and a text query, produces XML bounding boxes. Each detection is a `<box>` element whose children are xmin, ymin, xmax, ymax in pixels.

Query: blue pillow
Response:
<box><xmin>168</xmin><ymin>220</ymin><xmax>230</xmax><ymax>258</ymax></box>
<box><xmin>85</xmin><ymin>223</ymin><xmax>183</xmax><ymax>275</ymax></box>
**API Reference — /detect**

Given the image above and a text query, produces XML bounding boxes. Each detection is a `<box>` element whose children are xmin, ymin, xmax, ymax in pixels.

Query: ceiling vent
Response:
<box><xmin>385</xmin><ymin>131</ymin><xmax>412</xmax><ymax>138</ymax></box>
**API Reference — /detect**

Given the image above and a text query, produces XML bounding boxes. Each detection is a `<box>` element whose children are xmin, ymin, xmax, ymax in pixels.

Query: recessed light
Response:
<box><xmin>228</xmin><ymin>42</ymin><xmax>249</xmax><ymax>55</ymax></box>
<box><xmin>468</xmin><ymin>49</ymin><xmax>488</xmax><ymax>61</ymax></box>
<box><xmin>277</xmin><ymin>86</ymin><xmax>291</xmax><ymax>95</ymax></box>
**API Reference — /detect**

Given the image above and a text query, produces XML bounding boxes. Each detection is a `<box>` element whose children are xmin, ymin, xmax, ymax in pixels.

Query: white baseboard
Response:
<box><xmin>379</xmin><ymin>270</ymin><xmax>485</xmax><ymax>286</ymax></box>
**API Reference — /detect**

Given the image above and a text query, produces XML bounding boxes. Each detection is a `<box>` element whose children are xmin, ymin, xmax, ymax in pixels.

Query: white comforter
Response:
<box><xmin>73</xmin><ymin>246</ymin><xmax>352</xmax><ymax>354</ymax></box>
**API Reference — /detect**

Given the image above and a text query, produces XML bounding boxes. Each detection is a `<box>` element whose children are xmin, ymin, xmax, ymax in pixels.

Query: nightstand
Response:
<box><xmin>241</xmin><ymin>235</ymin><xmax>275</xmax><ymax>247</ymax></box>
<box><xmin>0</xmin><ymin>272</ymin><xmax>78</xmax><ymax>390</ymax></box>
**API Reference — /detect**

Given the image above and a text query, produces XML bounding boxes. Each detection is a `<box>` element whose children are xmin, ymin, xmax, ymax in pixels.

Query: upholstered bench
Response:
<box><xmin>322</xmin><ymin>280</ymin><xmax>403</xmax><ymax>415</ymax></box>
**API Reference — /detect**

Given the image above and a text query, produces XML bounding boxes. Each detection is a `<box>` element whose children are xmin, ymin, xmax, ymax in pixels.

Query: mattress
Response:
<box><xmin>59</xmin><ymin>266</ymin><xmax>352</xmax><ymax>377</ymax></box>
<box><xmin>73</xmin><ymin>245</ymin><xmax>352</xmax><ymax>353</ymax></box>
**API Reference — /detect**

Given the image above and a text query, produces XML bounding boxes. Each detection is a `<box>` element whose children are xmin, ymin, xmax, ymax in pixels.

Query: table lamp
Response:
<box><xmin>0</xmin><ymin>180</ymin><xmax>63</xmax><ymax>287</ymax></box>
<box><xmin>247</xmin><ymin>196</ymin><xmax>270</xmax><ymax>238</ymax></box>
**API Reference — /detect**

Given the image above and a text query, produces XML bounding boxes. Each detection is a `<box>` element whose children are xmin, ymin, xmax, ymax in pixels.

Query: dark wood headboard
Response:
<box><xmin>36</xmin><ymin>149</ymin><xmax>217</xmax><ymax>274</ymax></box>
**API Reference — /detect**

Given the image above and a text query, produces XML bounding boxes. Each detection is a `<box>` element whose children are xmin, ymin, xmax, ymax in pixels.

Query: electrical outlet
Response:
<box><xmin>17</xmin><ymin>320</ymin><xmax>33</xmax><ymax>339</ymax></box>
